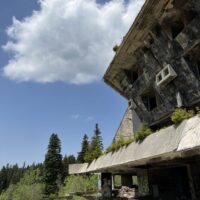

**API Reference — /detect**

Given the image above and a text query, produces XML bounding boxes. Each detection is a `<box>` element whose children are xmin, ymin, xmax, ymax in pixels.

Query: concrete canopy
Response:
<box><xmin>69</xmin><ymin>115</ymin><xmax>200</xmax><ymax>174</ymax></box>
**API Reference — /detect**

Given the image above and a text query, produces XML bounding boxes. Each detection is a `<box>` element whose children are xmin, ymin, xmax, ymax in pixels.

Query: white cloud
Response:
<box><xmin>86</xmin><ymin>116</ymin><xmax>94</xmax><ymax>121</ymax></box>
<box><xmin>2</xmin><ymin>0</ymin><xmax>144</xmax><ymax>84</ymax></box>
<box><xmin>71</xmin><ymin>114</ymin><xmax>80</xmax><ymax>120</ymax></box>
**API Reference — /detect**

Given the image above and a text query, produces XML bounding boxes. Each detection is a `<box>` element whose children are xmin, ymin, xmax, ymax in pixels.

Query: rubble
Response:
<box><xmin>118</xmin><ymin>186</ymin><xmax>138</xmax><ymax>199</ymax></box>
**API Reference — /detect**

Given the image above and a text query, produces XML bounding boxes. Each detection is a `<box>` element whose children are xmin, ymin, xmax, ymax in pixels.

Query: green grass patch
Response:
<box><xmin>105</xmin><ymin>136</ymin><xmax>134</xmax><ymax>154</ymax></box>
<box><xmin>59</xmin><ymin>175</ymin><xmax>98</xmax><ymax>196</ymax></box>
<box><xmin>171</xmin><ymin>108</ymin><xmax>194</xmax><ymax>124</ymax></box>
<box><xmin>135</xmin><ymin>122</ymin><xmax>153</xmax><ymax>142</ymax></box>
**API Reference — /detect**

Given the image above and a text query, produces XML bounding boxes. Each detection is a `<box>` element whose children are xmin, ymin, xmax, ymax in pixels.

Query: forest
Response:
<box><xmin>0</xmin><ymin>123</ymin><xmax>103</xmax><ymax>200</ymax></box>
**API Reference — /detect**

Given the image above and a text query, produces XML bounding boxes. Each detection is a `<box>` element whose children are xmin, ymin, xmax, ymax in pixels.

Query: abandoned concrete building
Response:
<box><xmin>69</xmin><ymin>0</ymin><xmax>200</xmax><ymax>199</ymax></box>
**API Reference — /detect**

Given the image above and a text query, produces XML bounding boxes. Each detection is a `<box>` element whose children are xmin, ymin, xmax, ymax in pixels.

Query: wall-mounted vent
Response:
<box><xmin>156</xmin><ymin>64</ymin><xmax>177</xmax><ymax>87</ymax></box>
<box><xmin>128</xmin><ymin>99</ymin><xmax>137</xmax><ymax>110</ymax></box>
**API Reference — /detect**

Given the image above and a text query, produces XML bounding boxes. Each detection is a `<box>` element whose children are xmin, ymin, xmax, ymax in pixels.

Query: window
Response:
<box><xmin>171</xmin><ymin>21</ymin><xmax>184</xmax><ymax>39</ymax></box>
<box><xmin>184</xmin><ymin>46</ymin><xmax>200</xmax><ymax>80</ymax></box>
<box><xmin>163</xmin><ymin>68</ymin><xmax>169</xmax><ymax>76</ymax></box>
<box><xmin>113</xmin><ymin>175</ymin><xmax>122</xmax><ymax>188</ymax></box>
<box><xmin>124</xmin><ymin>69</ymin><xmax>138</xmax><ymax>84</ymax></box>
<box><xmin>141</xmin><ymin>88</ymin><xmax>161</xmax><ymax>111</ymax></box>
<box><xmin>156</xmin><ymin>64</ymin><xmax>177</xmax><ymax>87</ymax></box>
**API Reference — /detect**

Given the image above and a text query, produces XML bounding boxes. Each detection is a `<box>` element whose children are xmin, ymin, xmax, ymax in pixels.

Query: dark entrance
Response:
<box><xmin>148</xmin><ymin>166</ymin><xmax>192</xmax><ymax>200</ymax></box>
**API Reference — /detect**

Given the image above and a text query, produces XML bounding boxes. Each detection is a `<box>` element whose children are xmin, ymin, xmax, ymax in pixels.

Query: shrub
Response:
<box><xmin>135</xmin><ymin>122</ymin><xmax>153</xmax><ymax>142</ymax></box>
<box><xmin>105</xmin><ymin>136</ymin><xmax>134</xmax><ymax>154</ymax></box>
<box><xmin>113</xmin><ymin>44</ymin><xmax>120</xmax><ymax>52</ymax></box>
<box><xmin>171</xmin><ymin>108</ymin><xmax>194</xmax><ymax>124</ymax></box>
<box><xmin>59</xmin><ymin>175</ymin><xmax>98</xmax><ymax>195</ymax></box>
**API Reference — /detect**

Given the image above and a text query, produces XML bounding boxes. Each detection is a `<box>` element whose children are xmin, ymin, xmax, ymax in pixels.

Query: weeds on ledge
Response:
<box><xmin>135</xmin><ymin>122</ymin><xmax>153</xmax><ymax>142</ymax></box>
<box><xmin>171</xmin><ymin>108</ymin><xmax>194</xmax><ymax>124</ymax></box>
<box><xmin>113</xmin><ymin>44</ymin><xmax>120</xmax><ymax>52</ymax></box>
<box><xmin>105</xmin><ymin>136</ymin><xmax>134</xmax><ymax>154</ymax></box>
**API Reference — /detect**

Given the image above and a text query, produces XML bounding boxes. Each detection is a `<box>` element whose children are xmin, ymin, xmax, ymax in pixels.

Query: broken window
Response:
<box><xmin>171</xmin><ymin>21</ymin><xmax>184</xmax><ymax>39</ymax></box>
<box><xmin>185</xmin><ymin>45</ymin><xmax>200</xmax><ymax>80</ymax></box>
<box><xmin>141</xmin><ymin>88</ymin><xmax>161</xmax><ymax>111</ymax></box>
<box><xmin>184</xmin><ymin>10</ymin><xmax>197</xmax><ymax>25</ymax></box>
<box><xmin>124</xmin><ymin>69</ymin><xmax>138</xmax><ymax>84</ymax></box>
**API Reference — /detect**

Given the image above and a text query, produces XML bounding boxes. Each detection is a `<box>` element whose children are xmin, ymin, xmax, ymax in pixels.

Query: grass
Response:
<box><xmin>135</xmin><ymin>122</ymin><xmax>153</xmax><ymax>142</ymax></box>
<box><xmin>105</xmin><ymin>136</ymin><xmax>134</xmax><ymax>154</ymax></box>
<box><xmin>171</xmin><ymin>108</ymin><xmax>194</xmax><ymax>124</ymax></box>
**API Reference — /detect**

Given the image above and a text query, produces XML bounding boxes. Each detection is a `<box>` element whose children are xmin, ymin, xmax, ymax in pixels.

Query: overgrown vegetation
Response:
<box><xmin>0</xmin><ymin>166</ymin><xmax>45</xmax><ymax>200</ymax></box>
<box><xmin>171</xmin><ymin>108</ymin><xmax>195</xmax><ymax>124</ymax></box>
<box><xmin>135</xmin><ymin>122</ymin><xmax>153</xmax><ymax>142</ymax></box>
<box><xmin>59</xmin><ymin>175</ymin><xmax>98</xmax><ymax>195</ymax></box>
<box><xmin>84</xmin><ymin>124</ymin><xmax>103</xmax><ymax>163</ymax></box>
<box><xmin>113</xmin><ymin>44</ymin><xmax>120</xmax><ymax>52</ymax></box>
<box><xmin>77</xmin><ymin>134</ymin><xmax>90</xmax><ymax>163</ymax></box>
<box><xmin>0</xmin><ymin>123</ymin><xmax>102</xmax><ymax>199</ymax></box>
<box><xmin>105</xmin><ymin>136</ymin><xmax>134</xmax><ymax>153</ymax></box>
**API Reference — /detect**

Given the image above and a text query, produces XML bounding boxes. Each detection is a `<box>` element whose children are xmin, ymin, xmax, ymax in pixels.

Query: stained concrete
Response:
<box><xmin>69</xmin><ymin>115</ymin><xmax>200</xmax><ymax>174</ymax></box>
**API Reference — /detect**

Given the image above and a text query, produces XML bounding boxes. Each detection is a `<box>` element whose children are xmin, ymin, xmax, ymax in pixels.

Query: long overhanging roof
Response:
<box><xmin>103</xmin><ymin>0</ymin><xmax>170</xmax><ymax>98</ymax></box>
<box><xmin>69</xmin><ymin>115</ymin><xmax>200</xmax><ymax>174</ymax></box>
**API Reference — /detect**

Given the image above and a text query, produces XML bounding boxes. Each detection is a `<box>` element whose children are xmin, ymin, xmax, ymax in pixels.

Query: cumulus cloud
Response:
<box><xmin>3</xmin><ymin>0</ymin><xmax>144</xmax><ymax>84</ymax></box>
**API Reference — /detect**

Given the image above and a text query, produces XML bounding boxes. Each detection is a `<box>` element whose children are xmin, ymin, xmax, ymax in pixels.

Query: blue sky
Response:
<box><xmin>0</xmin><ymin>0</ymin><xmax>144</xmax><ymax>167</ymax></box>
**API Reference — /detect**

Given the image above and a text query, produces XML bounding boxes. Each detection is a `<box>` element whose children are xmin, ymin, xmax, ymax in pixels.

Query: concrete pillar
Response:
<box><xmin>186</xmin><ymin>164</ymin><xmax>197</xmax><ymax>200</ymax></box>
<box><xmin>101</xmin><ymin>173</ymin><xmax>112</xmax><ymax>198</ymax></box>
<box><xmin>137</xmin><ymin>169</ymin><xmax>150</xmax><ymax>196</ymax></box>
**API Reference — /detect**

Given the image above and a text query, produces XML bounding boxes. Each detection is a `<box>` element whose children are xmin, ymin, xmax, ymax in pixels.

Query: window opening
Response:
<box><xmin>157</xmin><ymin>74</ymin><xmax>162</xmax><ymax>82</ymax></box>
<box><xmin>124</xmin><ymin>69</ymin><xmax>138</xmax><ymax>84</ymax></box>
<box><xmin>163</xmin><ymin>68</ymin><xmax>169</xmax><ymax>76</ymax></box>
<box><xmin>171</xmin><ymin>21</ymin><xmax>184</xmax><ymax>39</ymax></box>
<box><xmin>142</xmin><ymin>89</ymin><xmax>160</xmax><ymax>111</ymax></box>
<box><xmin>185</xmin><ymin>47</ymin><xmax>200</xmax><ymax>80</ymax></box>
<box><xmin>113</xmin><ymin>175</ymin><xmax>121</xmax><ymax>188</ymax></box>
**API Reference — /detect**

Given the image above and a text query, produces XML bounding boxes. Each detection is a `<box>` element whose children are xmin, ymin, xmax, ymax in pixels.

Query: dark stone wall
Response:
<box><xmin>148</xmin><ymin>167</ymin><xmax>192</xmax><ymax>200</ymax></box>
<box><xmin>123</xmin><ymin>1</ymin><xmax>200</xmax><ymax>126</ymax></box>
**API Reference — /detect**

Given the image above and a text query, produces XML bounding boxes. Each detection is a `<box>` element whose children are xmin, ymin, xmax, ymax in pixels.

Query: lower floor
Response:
<box><xmin>100</xmin><ymin>156</ymin><xmax>200</xmax><ymax>200</ymax></box>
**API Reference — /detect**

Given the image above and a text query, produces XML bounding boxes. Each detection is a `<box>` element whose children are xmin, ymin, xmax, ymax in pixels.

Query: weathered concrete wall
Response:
<box><xmin>69</xmin><ymin>115</ymin><xmax>200</xmax><ymax>174</ymax></box>
<box><xmin>113</xmin><ymin>108</ymin><xmax>134</xmax><ymax>142</ymax></box>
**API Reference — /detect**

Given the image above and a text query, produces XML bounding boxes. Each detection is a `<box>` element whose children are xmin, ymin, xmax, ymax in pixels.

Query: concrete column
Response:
<box><xmin>101</xmin><ymin>173</ymin><xmax>112</xmax><ymax>198</ymax></box>
<box><xmin>137</xmin><ymin>169</ymin><xmax>150</xmax><ymax>196</ymax></box>
<box><xmin>186</xmin><ymin>164</ymin><xmax>197</xmax><ymax>200</ymax></box>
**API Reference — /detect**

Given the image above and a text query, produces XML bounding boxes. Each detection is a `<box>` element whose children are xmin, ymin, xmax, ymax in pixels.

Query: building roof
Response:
<box><xmin>103</xmin><ymin>0</ymin><xmax>170</xmax><ymax>98</ymax></box>
<box><xmin>69</xmin><ymin>115</ymin><xmax>200</xmax><ymax>174</ymax></box>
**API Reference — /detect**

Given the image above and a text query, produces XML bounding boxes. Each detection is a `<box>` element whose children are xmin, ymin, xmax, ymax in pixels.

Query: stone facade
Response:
<box><xmin>104</xmin><ymin>0</ymin><xmax>200</xmax><ymax>127</ymax></box>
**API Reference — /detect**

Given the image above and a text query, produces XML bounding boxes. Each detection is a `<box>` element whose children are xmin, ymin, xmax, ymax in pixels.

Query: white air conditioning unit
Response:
<box><xmin>156</xmin><ymin>64</ymin><xmax>177</xmax><ymax>87</ymax></box>
<box><xmin>128</xmin><ymin>99</ymin><xmax>137</xmax><ymax>109</ymax></box>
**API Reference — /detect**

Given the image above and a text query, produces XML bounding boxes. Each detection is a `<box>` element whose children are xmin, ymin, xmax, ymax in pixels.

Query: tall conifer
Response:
<box><xmin>44</xmin><ymin>133</ymin><xmax>63</xmax><ymax>195</ymax></box>
<box><xmin>77</xmin><ymin>134</ymin><xmax>89</xmax><ymax>163</ymax></box>
<box><xmin>85</xmin><ymin>123</ymin><xmax>103</xmax><ymax>162</ymax></box>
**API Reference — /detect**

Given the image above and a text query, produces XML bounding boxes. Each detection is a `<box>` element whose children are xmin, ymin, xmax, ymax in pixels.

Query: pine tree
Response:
<box><xmin>62</xmin><ymin>155</ymin><xmax>76</xmax><ymax>180</ymax></box>
<box><xmin>44</xmin><ymin>133</ymin><xmax>63</xmax><ymax>195</ymax></box>
<box><xmin>94</xmin><ymin>123</ymin><xmax>103</xmax><ymax>150</ymax></box>
<box><xmin>77</xmin><ymin>134</ymin><xmax>89</xmax><ymax>163</ymax></box>
<box><xmin>85</xmin><ymin>124</ymin><xmax>103</xmax><ymax>162</ymax></box>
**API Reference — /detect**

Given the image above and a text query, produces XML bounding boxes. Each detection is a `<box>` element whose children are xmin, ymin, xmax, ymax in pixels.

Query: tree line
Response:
<box><xmin>0</xmin><ymin>123</ymin><xmax>103</xmax><ymax>198</ymax></box>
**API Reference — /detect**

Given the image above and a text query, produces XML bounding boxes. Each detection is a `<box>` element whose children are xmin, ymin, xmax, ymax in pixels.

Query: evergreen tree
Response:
<box><xmin>62</xmin><ymin>155</ymin><xmax>76</xmax><ymax>181</ymax></box>
<box><xmin>77</xmin><ymin>134</ymin><xmax>89</xmax><ymax>163</ymax></box>
<box><xmin>44</xmin><ymin>133</ymin><xmax>63</xmax><ymax>195</ymax></box>
<box><xmin>94</xmin><ymin>123</ymin><xmax>103</xmax><ymax>150</ymax></box>
<box><xmin>67</xmin><ymin>155</ymin><xmax>76</xmax><ymax>164</ymax></box>
<box><xmin>85</xmin><ymin>124</ymin><xmax>103</xmax><ymax>162</ymax></box>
